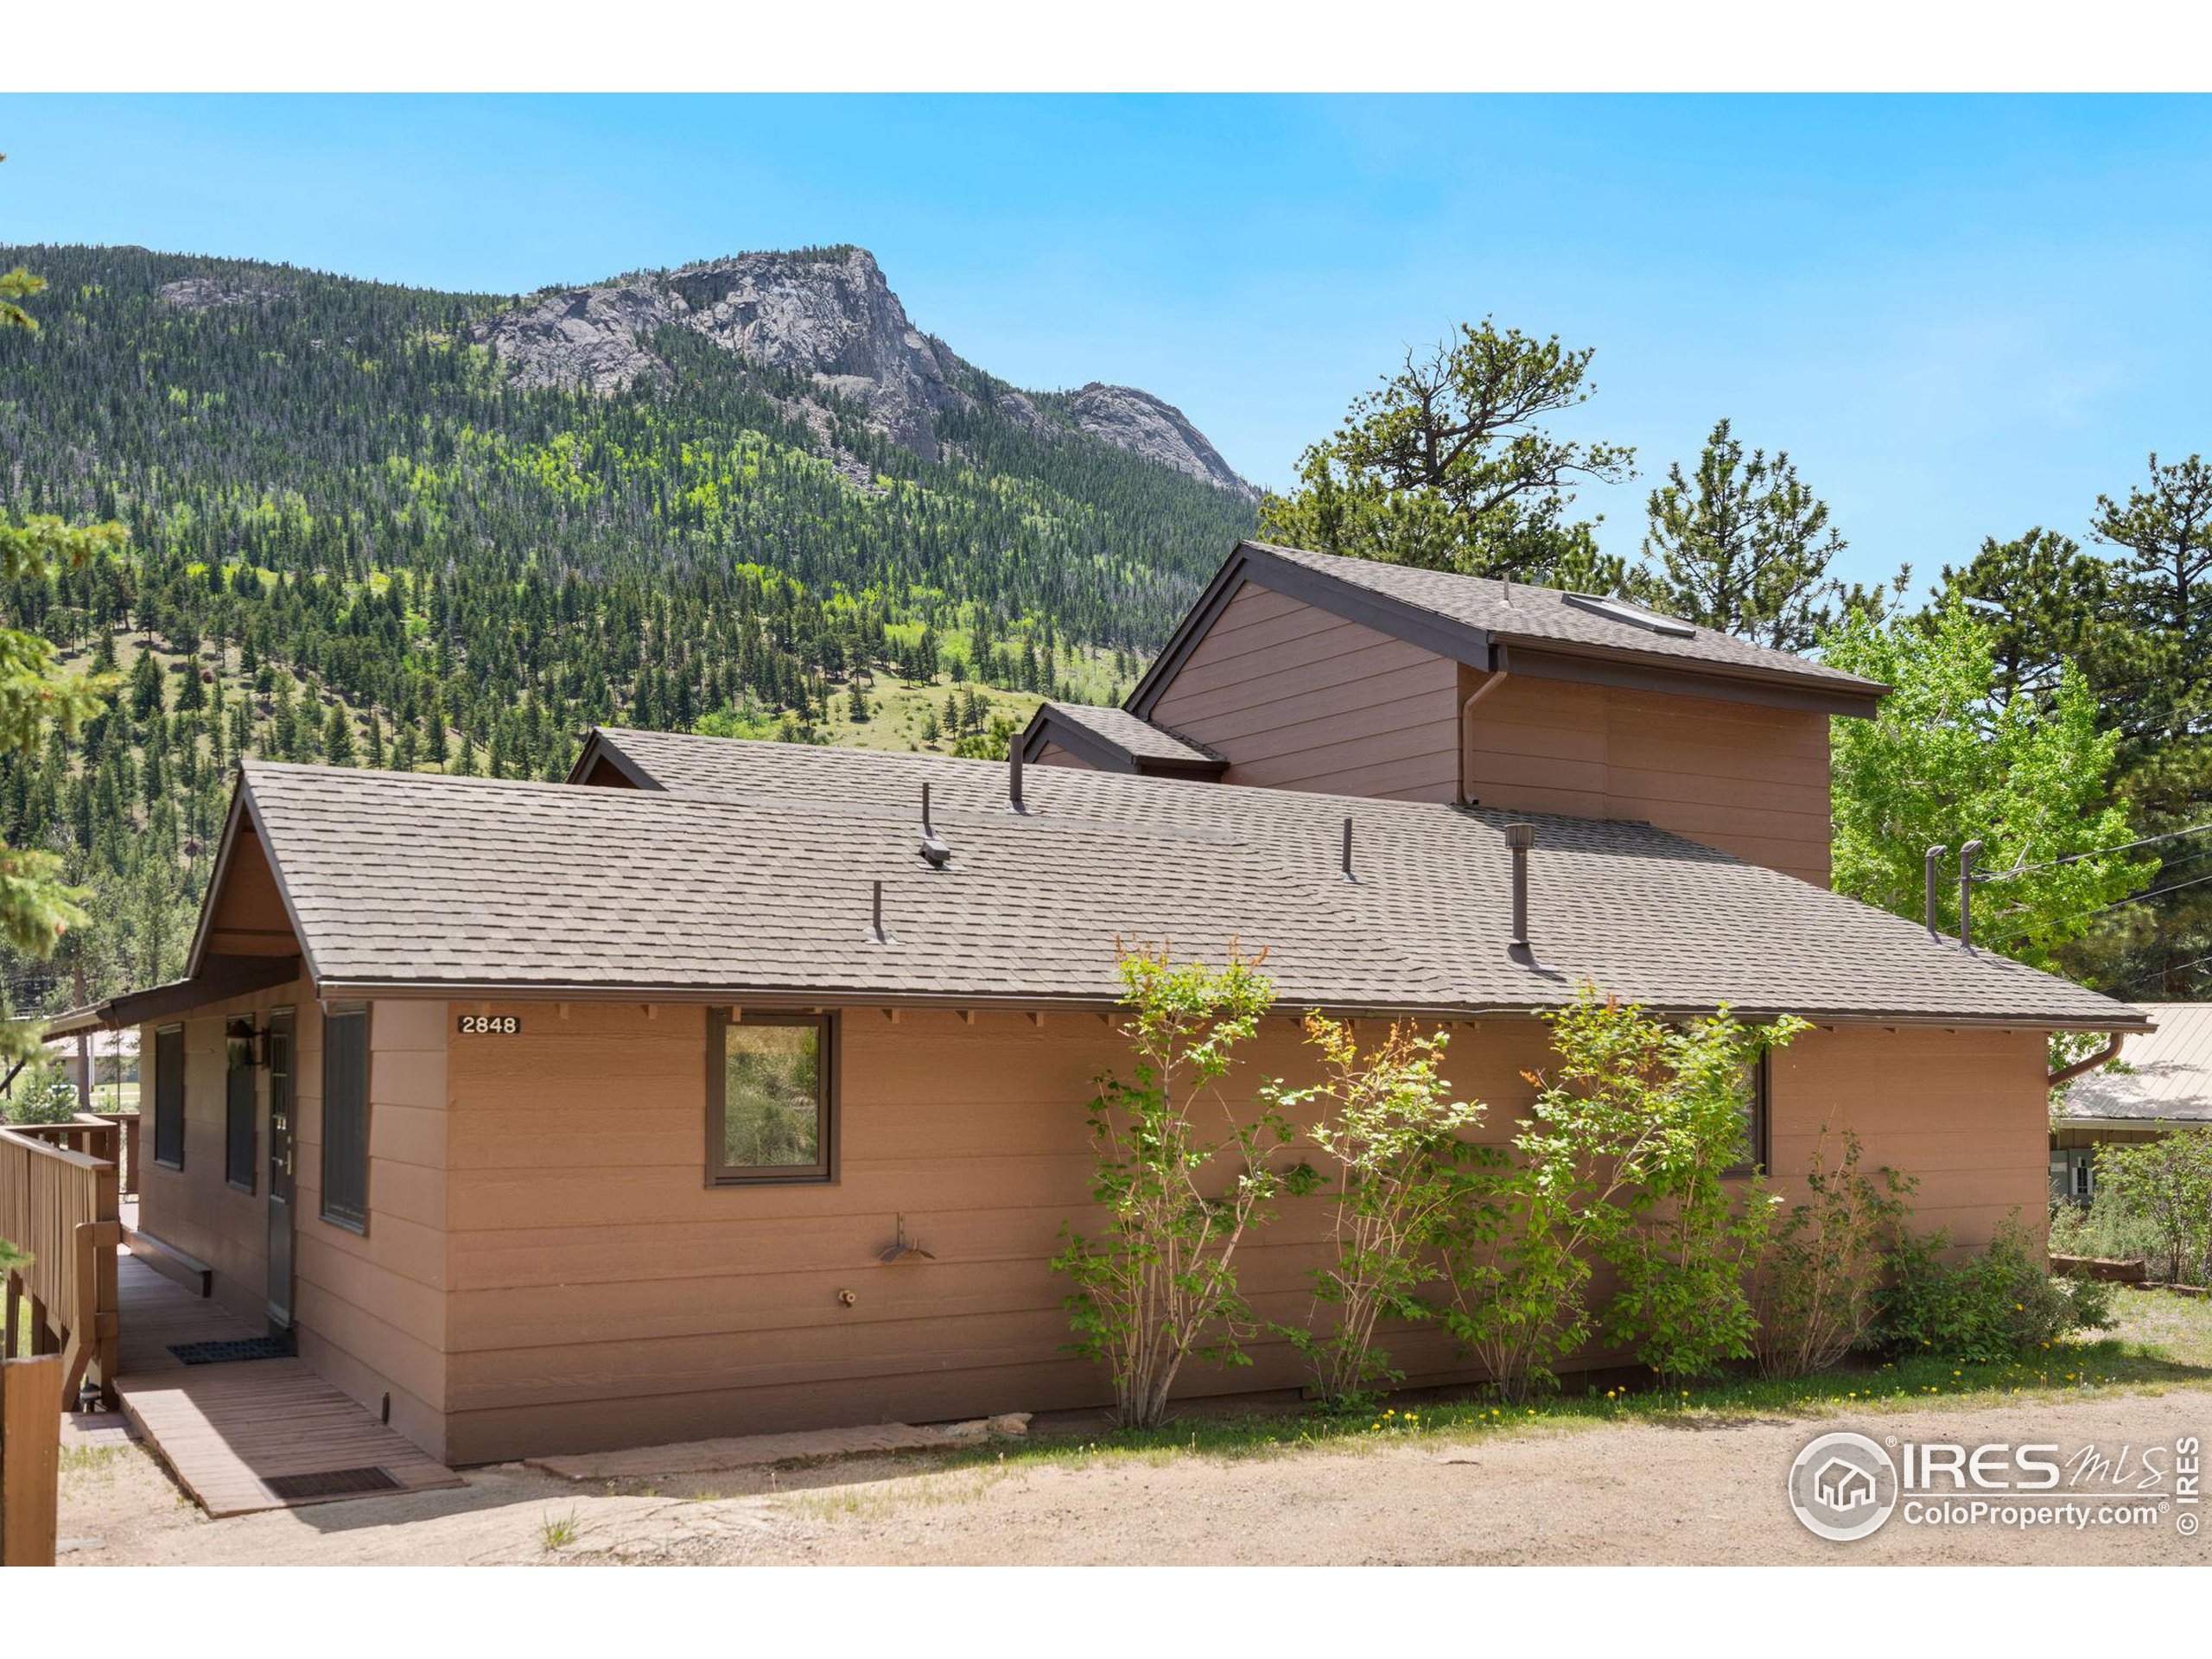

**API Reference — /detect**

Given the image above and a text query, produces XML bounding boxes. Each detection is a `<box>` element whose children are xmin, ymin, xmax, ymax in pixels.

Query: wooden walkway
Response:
<box><xmin>109</xmin><ymin>1256</ymin><xmax>461</xmax><ymax>1517</ymax></box>
<box><xmin>115</xmin><ymin>1250</ymin><xmax>258</xmax><ymax>1372</ymax></box>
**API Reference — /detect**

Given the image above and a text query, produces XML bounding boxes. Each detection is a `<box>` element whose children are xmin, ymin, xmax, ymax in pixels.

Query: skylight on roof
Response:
<box><xmin>1561</xmin><ymin>592</ymin><xmax>1698</xmax><ymax>639</ymax></box>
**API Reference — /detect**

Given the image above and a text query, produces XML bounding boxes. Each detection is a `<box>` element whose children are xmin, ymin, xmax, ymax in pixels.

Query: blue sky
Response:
<box><xmin>5</xmin><ymin>93</ymin><xmax>2209</xmax><ymax>592</ymax></box>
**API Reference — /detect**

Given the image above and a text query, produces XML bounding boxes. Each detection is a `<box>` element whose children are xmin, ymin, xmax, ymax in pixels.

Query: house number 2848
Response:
<box><xmin>457</xmin><ymin>1015</ymin><xmax>521</xmax><ymax>1035</ymax></box>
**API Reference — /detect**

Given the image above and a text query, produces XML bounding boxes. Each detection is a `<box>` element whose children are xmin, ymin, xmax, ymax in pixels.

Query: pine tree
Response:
<box><xmin>1638</xmin><ymin>418</ymin><xmax>1898</xmax><ymax>652</ymax></box>
<box><xmin>323</xmin><ymin>702</ymin><xmax>355</xmax><ymax>766</ymax></box>
<box><xmin>1261</xmin><ymin>319</ymin><xmax>1635</xmax><ymax>584</ymax></box>
<box><xmin>129</xmin><ymin>649</ymin><xmax>164</xmax><ymax>720</ymax></box>
<box><xmin>0</xmin><ymin>250</ymin><xmax>126</xmax><ymax>1060</ymax></box>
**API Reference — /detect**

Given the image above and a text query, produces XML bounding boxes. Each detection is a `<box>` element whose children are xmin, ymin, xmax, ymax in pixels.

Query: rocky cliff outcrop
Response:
<box><xmin>1063</xmin><ymin>383</ymin><xmax>1258</xmax><ymax>499</ymax></box>
<box><xmin>468</xmin><ymin>281</ymin><xmax>680</xmax><ymax>394</ymax></box>
<box><xmin>158</xmin><ymin>276</ymin><xmax>291</xmax><ymax>312</ymax></box>
<box><xmin>469</xmin><ymin>246</ymin><xmax>1249</xmax><ymax>490</ymax></box>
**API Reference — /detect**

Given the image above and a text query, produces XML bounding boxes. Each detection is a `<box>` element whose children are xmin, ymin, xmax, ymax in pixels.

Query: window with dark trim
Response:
<box><xmin>321</xmin><ymin>1004</ymin><xmax>371</xmax><ymax>1233</ymax></box>
<box><xmin>1725</xmin><ymin>1053</ymin><xmax>1770</xmax><ymax>1179</ymax></box>
<box><xmin>152</xmin><ymin>1024</ymin><xmax>185</xmax><ymax>1170</ymax></box>
<box><xmin>707</xmin><ymin>1010</ymin><xmax>835</xmax><ymax>1185</ymax></box>
<box><xmin>225</xmin><ymin>1017</ymin><xmax>257</xmax><ymax>1193</ymax></box>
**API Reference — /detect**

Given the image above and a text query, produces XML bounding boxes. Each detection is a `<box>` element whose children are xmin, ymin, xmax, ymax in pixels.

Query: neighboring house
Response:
<box><xmin>2051</xmin><ymin>1003</ymin><xmax>2212</xmax><ymax>1201</ymax></box>
<box><xmin>49</xmin><ymin>1027</ymin><xmax>139</xmax><ymax>1101</ymax></box>
<box><xmin>49</xmin><ymin>539</ymin><xmax>2145</xmax><ymax>1465</ymax></box>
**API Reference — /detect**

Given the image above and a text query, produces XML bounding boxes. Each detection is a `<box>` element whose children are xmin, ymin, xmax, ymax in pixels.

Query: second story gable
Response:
<box><xmin>1025</xmin><ymin>540</ymin><xmax>1888</xmax><ymax>887</ymax></box>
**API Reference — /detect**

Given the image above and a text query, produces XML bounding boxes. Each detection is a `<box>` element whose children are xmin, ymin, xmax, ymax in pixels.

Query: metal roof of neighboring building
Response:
<box><xmin>2060</xmin><ymin>1005</ymin><xmax>2212</xmax><ymax>1122</ymax></box>
<box><xmin>204</xmin><ymin>741</ymin><xmax>2143</xmax><ymax>1029</ymax></box>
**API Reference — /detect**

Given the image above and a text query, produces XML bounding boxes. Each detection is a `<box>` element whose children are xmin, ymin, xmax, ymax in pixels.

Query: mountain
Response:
<box><xmin>0</xmin><ymin>241</ymin><xmax>1260</xmax><ymax>1006</ymax></box>
<box><xmin>464</xmin><ymin>245</ymin><xmax>1255</xmax><ymax>497</ymax></box>
<box><xmin>1055</xmin><ymin>383</ymin><xmax>1255</xmax><ymax>499</ymax></box>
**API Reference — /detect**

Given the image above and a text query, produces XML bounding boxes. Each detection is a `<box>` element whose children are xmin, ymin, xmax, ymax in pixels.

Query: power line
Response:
<box><xmin>1977</xmin><ymin>817</ymin><xmax>2212</xmax><ymax>881</ymax></box>
<box><xmin>1990</xmin><ymin>864</ymin><xmax>2212</xmax><ymax>949</ymax></box>
<box><xmin>2112</xmin><ymin>949</ymin><xmax>2212</xmax><ymax>995</ymax></box>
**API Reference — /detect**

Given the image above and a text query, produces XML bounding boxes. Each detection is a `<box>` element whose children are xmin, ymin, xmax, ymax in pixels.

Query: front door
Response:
<box><xmin>264</xmin><ymin>1010</ymin><xmax>297</xmax><ymax>1329</ymax></box>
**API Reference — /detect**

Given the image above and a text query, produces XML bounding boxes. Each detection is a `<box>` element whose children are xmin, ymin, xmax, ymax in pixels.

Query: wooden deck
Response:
<box><xmin>109</xmin><ymin>1255</ymin><xmax>461</xmax><ymax>1517</ymax></box>
<box><xmin>115</xmin><ymin>1249</ymin><xmax>258</xmax><ymax>1372</ymax></box>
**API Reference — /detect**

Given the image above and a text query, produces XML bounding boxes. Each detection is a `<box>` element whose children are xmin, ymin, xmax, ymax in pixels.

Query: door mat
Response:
<box><xmin>168</xmin><ymin>1334</ymin><xmax>296</xmax><ymax>1365</ymax></box>
<box><xmin>260</xmin><ymin>1465</ymin><xmax>403</xmax><ymax>1502</ymax></box>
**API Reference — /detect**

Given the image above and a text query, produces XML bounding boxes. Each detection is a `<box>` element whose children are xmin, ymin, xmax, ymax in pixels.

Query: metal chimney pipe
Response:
<box><xmin>1924</xmin><ymin>844</ymin><xmax>1948</xmax><ymax>939</ymax></box>
<box><xmin>1008</xmin><ymin>732</ymin><xmax>1026</xmax><ymax>813</ymax></box>
<box><xmin>872</xmin><ymin>880</ymin><xmax>886</xmax><ymax>943</ymax></box>
<box><xmin>1958</xmin><ymin>838</ymin><xmax>1984</xmax><ymax>951</ymax></box>
<box><xmin>1505</xmin><ymin>823</ymin><xmax>1536</xmax><ymax>947</ymax></box>
<box><xmin>1341</xmin><ymin>817</ymin><xmax>1354</xmax><ymax>880</ymax></box>
<box><xmin>922</xmin><ymin>781</ymin><xmax>933</xmax><ymax>833</ymax></box>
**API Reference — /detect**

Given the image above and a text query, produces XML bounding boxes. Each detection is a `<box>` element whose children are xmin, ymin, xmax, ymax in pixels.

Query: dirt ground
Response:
<box><xmin>55</xmin><ymin>1385</ymin><xmax>2212</xmax><ymax>1567</ymax></box>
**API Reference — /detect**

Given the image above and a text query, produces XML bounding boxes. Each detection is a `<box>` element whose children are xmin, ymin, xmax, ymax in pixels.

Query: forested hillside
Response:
<box><xmin>0</xmin><ymin>243</ymin><xmax>1256</xmax><ymax>1012</ymax></box>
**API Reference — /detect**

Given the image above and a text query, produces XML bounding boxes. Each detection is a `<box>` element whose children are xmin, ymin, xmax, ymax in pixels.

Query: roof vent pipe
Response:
<box><xmin>1958</xmin><ymin>839</ymin><xmax>1984</xmax><ymax>951</ymax></box>
<box><xmin>1341</xmin><ymin>817</ymin><xmax>1354</xmax><ymax>880</ymax></box>
<box><xmin>1506</xmin><ymin>823</ymin><xmax>1536</xmax><ymax>949</ymax></box>
<box><xmin>1924</xmin><ymin>843</ymin><xmax>1948</xmax><ymax>939</ymax></box>
<box><xmin>919</xmin><ymin>782</ymin><xmax>952</xmax><ymax>869</ymax></box>
<box><xmin>1008</xmin><ymin>732</ymin><xmax>1027</xmax><ymax>814</ymax></box>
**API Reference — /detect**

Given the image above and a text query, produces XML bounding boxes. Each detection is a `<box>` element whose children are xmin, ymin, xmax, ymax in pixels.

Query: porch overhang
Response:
<box><xmin>43</xmin><ymin>954</ymin><xmax>304</xmax><ymax>1038</ymax></box>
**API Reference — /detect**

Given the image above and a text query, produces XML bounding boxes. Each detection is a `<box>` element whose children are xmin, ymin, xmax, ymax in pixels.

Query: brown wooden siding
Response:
<box><xmin>1032</xmin><ymin>741</ymin><xmax>1089</xmax><ymax>770</ymax></box>
<box><xmin>136</xmin><ymin>982</ymin><xmax>302</xmax><ymax>1327</ymax></box>
<box><xmin>200</xmin><ymin>830</ymin><xmax>300</xmax><ymax>959</ymax></box>
<box><xmin>138</xmin><ymin>989</ymin><xmax>452</xmax><ymax>1459</ymax></box>
<box><xmin>1460</xmin><ymin>664</ymin><xmax>1834</xmax><ymax>884</ymax></box>
<box><xmin>575</xmin><ymin>756</ymin><xmax>639</xmax><ymax>788</ymax></box>
<box><xmin>1769</xmin><ymin>1025</ymin><xmax>2050</xmax><ymax>1248</ymax></box>
<box><xmin>1147</xmin><ymin>582</ymin><xmax>1462</xmax><ymax>801</ymax></box>
<box><xmin>291</xmin><ymin>998</ymin><xmax>450</xmax><ymax>1459</ymax></box>
<box><xmin>437</xmin><ymin>1002</ymin><xmax>2048</xmax><ymax>1463</ymax></box>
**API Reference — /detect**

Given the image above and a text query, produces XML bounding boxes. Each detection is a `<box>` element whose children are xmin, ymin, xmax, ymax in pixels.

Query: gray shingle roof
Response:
<box><xmin>2060</xmin><ymin>1006</ymin><xmax>2212</xmax><ymax>1121</ymax></box>
<box><xmin>1034</xmin><ymin>702</ymin><xmax>1223</xmax><ymax>767</ymax></box>
<box><xmin>236</xmin><ymin>742</ymin><xmax>2142</xmax><ymax>1029</ymax></box>
<box><xmin>1243</xmin><ymin>540</ymin><xmax>1887</xmax><ymax>696</ymax></box>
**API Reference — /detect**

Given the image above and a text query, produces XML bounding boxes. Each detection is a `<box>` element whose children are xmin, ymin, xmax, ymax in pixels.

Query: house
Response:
<box><xmin>41</xmin><ymin>540</ymin><xmax>2146</xmax><ymax>1466</ymax></box>
<box><xmin>2051</xmin><ymin>1003</ymin><xmax>2212</xmax><ymax>1200</ymax></box>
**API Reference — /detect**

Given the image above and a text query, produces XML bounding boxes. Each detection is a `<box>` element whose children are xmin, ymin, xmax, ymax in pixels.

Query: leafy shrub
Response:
<box><xmin>1874</xmin><ymin>1217</ymin><xmax>2117</xmax><ymax>1363</ymax></box>
<box><xmin>1053</xmin><ymin>944</ymin><xmax>1314</xmax><ymax>1428</ymax></box>
<box><xmin>1438</xmin><ymin>1143</ymin><xmax>1589</xmax><ymax>1404</ymax></box>
<box><xmin>1440</xmin><ymin>986</ymin><xmax>1803</xmax><ymax>1394</ymax></box>
<box><xmin>1751</xmin><ymin>1128</ymin><xmax>1913</xmax><ymax>1377</ymax></box>
<box><xmin>2092</xmin><ymin>1130</ymin><xmax>2212</xmax><ymax>1287</ymax></box>
<box><xmin>2047</xmin><ymin>1192</ymin><xmax>2166</xmax><ymax>1268</ymax></box>
<box><xmin>1262</xmin><ymin>1015</ymin><xmax>1484</xmax><ymax>1408</ymax></box>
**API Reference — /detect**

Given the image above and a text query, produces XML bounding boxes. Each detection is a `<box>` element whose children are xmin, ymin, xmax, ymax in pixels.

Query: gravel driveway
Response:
<box><xmin>60</xmin><ymin>1386</ymin><xmax>2212</xmax><ymax>1567</ymax></box>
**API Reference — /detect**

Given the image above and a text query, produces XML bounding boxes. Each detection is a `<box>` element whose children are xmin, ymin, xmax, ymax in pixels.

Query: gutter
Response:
<box><xmin>2049</xmin><ymin>1032</ymin><xmax>2127</xmax><ymax>1090</ymax></box>
<box><xmin>1484</xmin><ymin>629</ymin><xmax>1890</xmax><ymax>704</ymax></box>
<box><xmin>302</xmin><ymin>976</ymin><xmax>2154</xmax><ymax>1033</ymax></box>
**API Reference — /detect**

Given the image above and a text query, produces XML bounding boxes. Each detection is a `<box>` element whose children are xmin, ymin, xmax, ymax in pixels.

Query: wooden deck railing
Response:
<box><xmin>0</xmin><ymin>1122</ymin><xmax>121</xmax><ymax>1410</ymax></box>
<box><xmin>89</xmin><ymin>1111</ymin><xmax>142</xmax><ymax>1198</ymax></box>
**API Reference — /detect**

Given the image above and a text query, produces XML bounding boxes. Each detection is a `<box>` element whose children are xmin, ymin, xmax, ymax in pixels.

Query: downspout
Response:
<box><xmin>2048</xmin><ymin>1033</ymin><xmax>2125</xmax><ymax>1090</ymax></box>
<box><xmin>1459</xmin><ymin>643</ymin><xmax>1511</xmax><ymax>807</ymax></box>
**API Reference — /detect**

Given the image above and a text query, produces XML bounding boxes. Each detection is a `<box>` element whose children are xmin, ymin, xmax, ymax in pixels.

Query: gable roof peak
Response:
<box><xmin>1127</xmin><ymin>539</ymin><xmax>1887</xmax><ymax>721</ymax></box>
